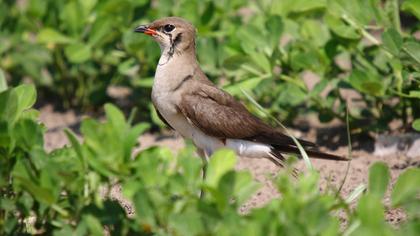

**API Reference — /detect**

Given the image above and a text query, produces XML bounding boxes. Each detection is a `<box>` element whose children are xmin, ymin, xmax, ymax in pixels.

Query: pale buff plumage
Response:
<box><xmin>134</xmin><ymin>17</ymin><xmax>347</xmax><ymax>165</ymax></box>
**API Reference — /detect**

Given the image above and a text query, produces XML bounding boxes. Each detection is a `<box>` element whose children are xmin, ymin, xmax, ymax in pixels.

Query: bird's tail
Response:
<box><xmin>270</xmin><ymin>145</ymin><xmax>348</xmax><ymax>161</ymax></box>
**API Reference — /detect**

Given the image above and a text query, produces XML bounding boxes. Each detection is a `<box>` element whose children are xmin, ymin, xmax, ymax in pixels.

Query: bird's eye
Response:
<box><xmin>163</xmin><ymin>24</ymin><xmax>175</xmax><ymax>33</ymax></box>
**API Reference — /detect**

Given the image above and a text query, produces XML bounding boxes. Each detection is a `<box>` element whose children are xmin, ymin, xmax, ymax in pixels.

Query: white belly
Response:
<box><xmin>157</xmin><ymin>107</ymin><xmax>224</xmax><ymax>154</ymax></box>
<box><xmin>157</xmin><ymin>105</ymin><xmax>272</xmax><ymax>159</ymax></box>
<box><xmin>152</xmin><ymin>84</ymin><xmax>271</xmax><ymax>159</ymax></box>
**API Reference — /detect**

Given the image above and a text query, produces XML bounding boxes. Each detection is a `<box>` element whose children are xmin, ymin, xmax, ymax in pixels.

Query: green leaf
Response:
<box><xmin>265</xmin><ymin>15</ymin><xmax>283</xmax><ymax>52</ymax></box>
<box><xmin>271</xmin><ymin>0</ymin><xmax>326</xmax><ymax>15</ymax></box>
<box><xmin>224</xmin><ymin>77</ymin><xmax>264</xmax><ymax>96</ymax></box>
<box><xmin>327</xmin><ymin>0</ymin><xmax>374</xmax><ymax>25</ymax></box>
<box><xmin>413</xmin><ymin>119</ymin><xmax>420</xmax><ymax>131</ymax></box>
<box><xmin>64</xmin><ymin>43</ymin><xmax>92</xmax><ymax>63</ymax></box>
<box><xmin>0</xmin><ymin>89</ymin><xmax>18</xmax><ymax>123</ymax></box>
<box><xmin>402</xmin><ymin>0</ymin><xmax>420</xmax><ymax>20</ymax></box>
<box><xmin>123</xmin><ymin>122</ymin><xmax>150</xmax><ymax>160</ymax></box>
<box><xmin>37</xmin><ymin>28</ymin><xmax>74</xmax><ymax>44</ymax></box>
<box><xmin>402</xmin><ymin>41</ymin><xmax>420</xmax><ymax>65</ymax></box>
<box><xmin>223</xmin><ymin>55</ymin><xmax>251</xmax><ymax>71</ymax></box>
<box><xmin>169</xmin><ymin>210</ymin><xmax>205</xmax><ymax>236</ymax></box>
<box><xmin>0</xmin><ymin>69</ymin><xmax>7</xmax><ymax>93</ymax></box>
<box><xmin>357</xmin><ymin>194</ymin><xmax>384</xmax><ymax>226</ymax></box>
<box><xmin>205</xmin><ymin>149</ymin><xmax>237</xmax><ymax>188</ymax></box>
<box><xmin>65</xmin><ymin>129</ymin><xmax>86</xmax><ymax>170</ymax></box>
<box><xmin>13</xmin><ymin>160</ymin><xmax>55</xmax><ymax>205</ymax></box>
<box><xmin>79</xmin><ymin>0</ymin><xmax>97</xmax><ymax>14</ymax></box>
<box><xmin>61</xmin><ymin>1</ymin><xmax>85</xmax><ymax>34</ymax></box>
<box><xmin>234</xmin><ymin>171</ymin><xmax>260</xmax><ymax>205</ymax></box>
<box><xmin>408</xmin><ymin>91</ymin><xmax>420</xmax><ymax>98</ymax></box>
<box><xmin>14</xmin><ymin>84</ymin><xmax>37</xmax><ymax>113</ymax></box>
<box><xmin>346</xmin><ymin>184</ymin><xmax>366</xmax><ymax>204</ymax></box>
<box><xmin>392</xmin><ymin>168</ymin><xmax>420</xmax><ymax>207</ymax></box>
<box><xmin>324</xmin><ymin>13</ymin><xmax>360</xmax><ymax>39</ymax></box>
<box><xmin>368</xmin><ymin>162</ymin><xmax>389</xmax><ymax>198</ymax></box>
<box><xmin>348</xmin><ymin>70</ymin><xmax>385</xmax><ymax>97</ymax></box>
<box><xmin>83</xmin><ymin>215</ymin><xmax>103</xmax><ymax>236</ymax></box>
<box><xmin>13</xmin><ymin>119</ymin><xmax>44</xmax><ymax>151</ymax></box>
<box><xmin>301</xmin><ymin>19</ymin><xmax>330</xmax><ymax>47</ymax></box>
<box><xmin>104</xmin><ymin>103</ymin><xmax>126</xmax><ymax>132</ymax></box>
<box><xmin>382</xmin><ymin>28</ymin><xmax>403</xmax><ymax>56</ymax></box>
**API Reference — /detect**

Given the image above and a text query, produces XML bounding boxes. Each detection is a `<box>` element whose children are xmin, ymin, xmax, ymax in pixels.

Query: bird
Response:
<box><xmin>134</xmin><ymin>17</ymin><xmax>347</xmax><ymax>170</ymax></box>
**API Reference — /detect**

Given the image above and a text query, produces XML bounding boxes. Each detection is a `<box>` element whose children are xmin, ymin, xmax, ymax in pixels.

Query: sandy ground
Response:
<box><xmin>39</xmin><ymin>105</ymin><xmax>420</xmax><ymax>224</ymax></box>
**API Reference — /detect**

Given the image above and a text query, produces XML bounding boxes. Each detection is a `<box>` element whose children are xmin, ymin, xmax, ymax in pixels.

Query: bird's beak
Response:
<box><xmin>134</xmin><ymin>25</ymin><xmax>157</xmax><ymax>36</ymax></box>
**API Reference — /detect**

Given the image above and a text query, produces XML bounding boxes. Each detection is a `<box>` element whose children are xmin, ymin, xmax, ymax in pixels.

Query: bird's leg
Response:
<box><xmin>197</xmin><ymin>149</ymin><xmax>210</xmax><ymax>199</ymax></box>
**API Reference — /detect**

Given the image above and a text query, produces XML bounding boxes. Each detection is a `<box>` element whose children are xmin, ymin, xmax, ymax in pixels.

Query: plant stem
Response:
<box><xmin>341</xmin><ymin>14</ymin><xmax>394</xmax><ymax>58</ymax></box>
<box><xmin>392</xmin><ymin>0</ymin><xmax>401</xmax><ymax>34</ymax></box>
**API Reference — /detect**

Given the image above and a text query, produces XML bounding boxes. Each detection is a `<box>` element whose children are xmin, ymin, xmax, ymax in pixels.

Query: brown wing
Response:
<box><xmin>178</xmin><ymin>83</ymin><xmax>315</xmax><ymax>147</ymax></box>
<box><xmin>155</xmin><ymin>107</ymin><xmax>173</xmax><ymax>129</ymax></box>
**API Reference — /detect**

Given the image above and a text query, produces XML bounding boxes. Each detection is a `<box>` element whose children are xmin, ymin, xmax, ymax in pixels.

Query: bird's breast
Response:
<box><xmin>151</xmin><ymin>87</ymin><xmax>192</xmax><ymax>137</ymax></box>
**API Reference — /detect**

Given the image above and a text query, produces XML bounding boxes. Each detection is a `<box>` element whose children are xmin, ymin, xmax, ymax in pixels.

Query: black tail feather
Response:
<box><xmin>269</xmin><ymin>149</ymin><xmax>299</xmax><ymax>177</ymax></box>
<box><xmin>271</xmin><ymin>145</ymin><xmax>348</xmax><ymax>161</ymax></box>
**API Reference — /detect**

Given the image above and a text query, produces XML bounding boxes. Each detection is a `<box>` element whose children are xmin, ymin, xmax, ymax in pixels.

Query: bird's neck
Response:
<box><xmin>158</xmin><ymin>45</ymin><xmax>196</xmax><ymax>66</ymax></box>
<box><xmin>154</xmin><ymin>48</ymin><xmax>199</xmax><ymax>92</ymax></box>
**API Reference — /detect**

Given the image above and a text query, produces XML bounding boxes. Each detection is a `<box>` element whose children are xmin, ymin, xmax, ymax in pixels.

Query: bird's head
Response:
<box><xmin>134</xmin><ymin>17</ymin><xmax>196</xmax><ymax>55</ymax></box>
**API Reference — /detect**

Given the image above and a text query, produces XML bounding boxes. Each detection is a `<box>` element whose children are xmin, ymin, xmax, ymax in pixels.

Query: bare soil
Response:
<box><xmin>39</xmin><ymin>105</ymin><xmax>420</xmax><ymax>224</ymax></box>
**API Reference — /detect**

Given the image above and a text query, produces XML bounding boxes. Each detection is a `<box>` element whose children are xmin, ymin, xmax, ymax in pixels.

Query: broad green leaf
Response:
<box><xmin>37</xmin><ymin>28</ymin><xmax>74</xmax><ymax>44</ymax></box>
<box><xmin>289</xmin><ymin>49</ymin><xmax>323</xmax><ymax>72</ymax></box>
<box><xmin>13</xmin><ymin>160</ymin><xmax>55</xmax><ymax>205</ymax></box>
<box><xmin>169</xmin><ymin>210</ymin><xmax>205</xmax><ymax>236</ymax></box>
<box><xmin>382</xmin><ymin>28</ymin><xmax>403</xmax><ymax>56</ymax></box>
<box><xmin>408</xmin><ymin>91</ymin><xmax>420</xmax><ymax>98</ymax></box>
<box><xmin>250</xmin><ymin>52</ymin><xmax>271</xmax><ymax>73</ymax></box>
<box><xmin>368</xmin><ymin>162</ymin><xmax>389</xmax><ymax>198</ymax></box>
<box><xmin>224</xmin><ymin>77</ymin><xmax>264</xmax><ymax>96</ymax></box>
<box><xmin>392</xmin><ymin>168</ymin><xmax>420</xmax><ymax>206</ymax></box>
<box><xmin>64</xmin><ymin>43</ymin><xmax>92</xmax><ymax>63</ymax></box>
<box><xmin>214</xmin><ymin>171</ymin><xmax>236</xmax><ymax>208</ymax></box>
<box><xmin>402</xmin><ymin>0</ymin><xmax>420</xmax><ymax>20</ymax></box>
<box><xmin>271</xmin><ymin>0</ymin><xmax>326</xmax><ymax>15</ymax></box>
<box><xmin>61</xmin><ymin>1</ymin><xmax>85</xmax><ymax>34</ymax></box>
<box><xmin>123</xmin><ymin>122</ymin><xmax>150</xmax><ymax>160</ymax></box>
<box><xmin>83</xmin><ymin>215</ymin><xmax>103</xmax><ymax>236</ymax></box>
<box><xmin>65</xmin><ymin>129</ymin><xmax>86</xmax><ymax>170</ymax></box>
<box><xmin>357</xmin><ymin>194</ymin><xmax>384</xmax><ymax>226</ymax></box>
<box><xmin>301</xmin><ymin>19</ymin><xmax>331</xmax><ymax>47</ymax></box>
<box><xmin>132</xmin><ymin>77</ymin><xmax>154</xmax><ymax>88</ymax></box>
<box><xmin>265</xmin><ymin>15</ymin><xmax>283</xmax><ymax>52</ymax></box>
<box><xmin>0</xmin><ymin>198</ymin><xmax>15</xmax><ymax>212</ymax></box>
<box><xmin>276</xmin><ymin>83</ymin><xmax>307</xmax><ymax>106</ymax></box>
<box><xmin>413</xmin><ymin>119</ymin><xmax>420</xmax><ymax>131</ymax></box>
<box><xmin>348</xmin><ymin>70</ymin><xmax>385</xmax><ymax>97</ymax></box>
<box><xmin>0</xmin><ymin>89</ymin><xmax>18</xmax><ymax>123</ymax></box>
<box><xmin>13</xmin><ymin>119</ymin><xmax>44</xmax><ymax>151</ymax></box>
<box><xmin>327</xmin><ymin>0</ymin><xmax>374</xmax><ymax>25</ymax></box>
<box><xmin>79</xmin><ymin>0</ymin><xmax>97</xmax><ymax>14</ymax></box>
<box><xmin>205</xmin><ymin>149</ymin><xmax>237</xmax><ymax>187</ymax></box>
<box><xmin>223</xmin><ymin>55</ymin><xmax>252</xmax><ymax>71</ymax></box>
<box><xmin>0</xmin><ymin>69</ymin><xmax>7</xmax><ymax>93</ymax></box>
<box><xmin>104</xmin><ymin>103</ymin><xmax>126</xmax><ymax>133</ymax></box>
<box><xmin>402</xmin><ymin>41</ymin><xmax>420</xmax><ymax>64</ymax></box>
<box><xmin>133</xmin><ymin>188</ymin><xmax>156</xmax><ymax>225</ymax></box>
<box><xmin>14</xmin><ymin>84</ymin><xmax>36</xmax><ymax>113</ymax></box>
<box><xmin>234</xmin><ymin>171</ymin><xmax>260</xmax><ymax>205</ymax></box>
<box><xmin>88</xmin><ymin>17</ymin><xmax>113</xmax><ymax>46</ymax></box>
<box><xmin>201</xmin><ymin>1</ymin><xmax>215</xmax><ymax>25</ymax></box>
<box><xmin>324</xmin><ymin>13</ymin><xmax>360</xmax><ymax>39</ymax></box>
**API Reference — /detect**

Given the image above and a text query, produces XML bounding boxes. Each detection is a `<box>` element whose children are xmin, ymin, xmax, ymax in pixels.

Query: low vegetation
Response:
<box><xmin>0</xmin><ymin>0</ymin><xmax>419</xmax><ymax>131</ymax></box>
<box><xmin>1</xmin><ymin>0</ymin><xmax>419</xmax><ymax>235</ymax></box>
<box><xmin>1</xmin><ymin>82</ymin><xmax>419</xmax><ymax>235</ymax></box>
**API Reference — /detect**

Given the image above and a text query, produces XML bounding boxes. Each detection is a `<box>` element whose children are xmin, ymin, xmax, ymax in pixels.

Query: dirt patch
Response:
<box><xmin>38</xmin><ymin>105</ymin><xmax>420</xmax><ymax>223</ymax></box>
